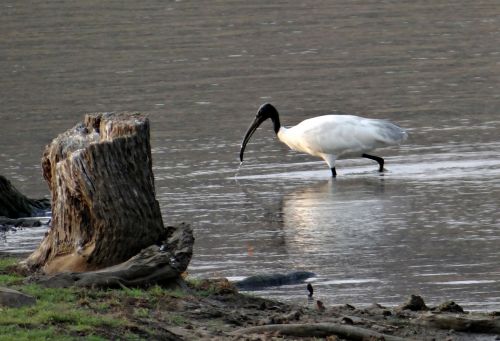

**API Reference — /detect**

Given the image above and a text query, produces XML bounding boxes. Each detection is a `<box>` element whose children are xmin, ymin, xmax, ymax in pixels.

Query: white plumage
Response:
<box><xmin>277</xmin><ymin>114</ymin><xmax>407</xmax><ymax>169</ymax></box>
<box><xmin>240</xmin><ymin>103</ymin><xmax>408</xmax><ymax>177</ymax></box>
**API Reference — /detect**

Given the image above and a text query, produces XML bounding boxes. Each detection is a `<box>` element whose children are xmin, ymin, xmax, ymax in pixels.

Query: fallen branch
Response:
<box><xmin>414</xmin><ymin>313</ymin><xmax>500</xmax><ymax>334</ymax></box>
<box><xmin>232</xmin><ymin>322</ymin><xmax>411</xmax><ymax>341</ymax></box>
<box><xmin>32</xmin><ymin>223</ymin><xmax>194</xmax><ymax>289</ymax></box>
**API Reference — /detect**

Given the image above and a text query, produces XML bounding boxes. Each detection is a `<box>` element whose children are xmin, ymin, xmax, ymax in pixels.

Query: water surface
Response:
<box><xmin>1</xmin><ymin>0</ymin><xmax>500</xmax><ymax>310</ymax></box>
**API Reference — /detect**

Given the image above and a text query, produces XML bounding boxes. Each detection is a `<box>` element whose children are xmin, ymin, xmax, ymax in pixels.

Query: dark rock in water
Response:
<box><xmin>0</xmin><ymin>217</ymin><xmax>44</xmax><ymax>230</ymax></box>
<box><xmin>0</xmin><ymin>224</ymin><xmax>16</xmax><ymax>233</ymax></box>
<box><xmin>435</xmin><ymin>301</ymin><xmax>465</xmax><ymax>313</ymax></box>
<box><xmin>235</xmin><ymin>271</ymin><xmax>315</xmax><ymax>290</ymax></box>
<box><xmin>0</xmin><ymin>175</ymin><xmax>50</xmax><ymax>218</ymax></box>
<box><xmin>398</xmin><ymin>294</ymin><xmax>428</xmax><ymax>311</ymax></box>
<box><xmin>17</xmin><ymin>219</ymin><xmax>42</xmax><ymax>227</ymax></box>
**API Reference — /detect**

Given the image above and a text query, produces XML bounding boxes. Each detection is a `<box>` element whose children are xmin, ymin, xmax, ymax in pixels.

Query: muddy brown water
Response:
<box><xmin>1</xmin><ymin>1</ymin><xmax>500</xmax><ymax>310</ymax></box>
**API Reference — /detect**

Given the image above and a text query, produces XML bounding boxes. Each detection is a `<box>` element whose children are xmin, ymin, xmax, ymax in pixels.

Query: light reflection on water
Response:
<box><xmin>182</xmin><ymin>147</ymin><xmax>500</xmax><ymax>310</ymax></box>
<box><xmin>2</xmin><ymin>136</ymin><xmax>500</xmax><ymax>310</ymax></box>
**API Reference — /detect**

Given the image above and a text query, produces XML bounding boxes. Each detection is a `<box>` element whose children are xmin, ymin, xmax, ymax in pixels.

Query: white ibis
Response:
<box><xmin>240</xmin><ymin>103</ymin><xmax>408</xmax><ymax>177</ymax></box>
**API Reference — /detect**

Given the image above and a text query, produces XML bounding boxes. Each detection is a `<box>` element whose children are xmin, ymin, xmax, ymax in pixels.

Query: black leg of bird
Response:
<box><xmin>331</xmin><ymin>167</ymin><xmax>337</xmax><ymax>177</ymax></box>
<box><xmin>362</xmin><ymin>153</ymin><xmax>384</xmax><ymax>172</ymax></box>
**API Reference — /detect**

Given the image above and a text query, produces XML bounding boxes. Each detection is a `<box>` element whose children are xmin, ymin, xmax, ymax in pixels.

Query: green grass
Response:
<box><xmin>0</xmin><ymin>325</ymin><xmax>72</xmax><ymax>341</ymax></box>
<box><xmin>0</xmin><ymin>257</ymin><xmax>19</xmax><ymax>271</ymax></box>
<box><xmin>133</xmin><ymin>307</ymin><xmax>150</xmax><ymax>319</ymax></box>
<box><xmin>148</xmin><ymin>284</ymin><xmax>187</xmax><ymax>299</ymax></box>
<box><xmin>0</xmin><ymin>257</ymin><xmax>212</xmax><ymax>340</ymax></box>
<box><xmin>0</xmin><ymin>258</ymin><xmax>23</xmax><ymax>286</ymax></box>
<box><xmin>0</xmin><ymin>258</ymin><xmax>128</xmax><ymax>339</ymax></box>
<box><xmin>120</xmin><ymin>286</ymin><xmax>147</xmax><ymax>299</ymax></box>
<box><xmin>0</xmin><ymin>274</ymin><xmax>24</xmax><ymax>286</ymax></box>
<box><xmin>21</xmin><ymin>284</ymin><xmax>80</xmax><ymax>303</ymax></box>
<box><xmin>0</xmin><ymin>299</ymin><xmax>124</xmax><ymax>327</ymax></box>
<box><xmin>166</xmin><ymin>313</ymin><xmax>186</xmax><ymax>326</ymax></box>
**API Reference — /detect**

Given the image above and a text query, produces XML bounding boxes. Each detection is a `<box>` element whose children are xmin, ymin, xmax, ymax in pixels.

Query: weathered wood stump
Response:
<box><xmin>23</xmin><ymin>112</ymin><xmax>175</xmax><ymax>274</ymax></box>
<box><xmin>0</xmin><ymin>175</ymin><xmax>50</xmax><ymax>218</ymax></box>
<box><xmin>33</xmin><ymin>223</ymin><xmax>194</xmax><ymax>288</ymax></box>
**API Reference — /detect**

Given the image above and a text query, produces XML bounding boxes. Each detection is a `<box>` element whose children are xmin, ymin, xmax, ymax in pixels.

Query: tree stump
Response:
<box><xmin>33</xmin><ymin>223</ymin><xmax>194</xmax><ymax>289</ymax></box>
<box><xmin>24</xmin><ymin>112</ymin><xmax>169</xmax><ymax>273</ymax></box>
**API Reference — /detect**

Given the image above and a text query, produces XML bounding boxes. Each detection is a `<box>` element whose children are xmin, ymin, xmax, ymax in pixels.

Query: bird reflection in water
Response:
<box><xmin>280</xmin><ymin>178</ymin><xmax>387</xmax><ymax>258</ymax></box>
<box><xmin>236</xmin><ymin>177</ymin><xmax>388</xmax><ymax>270</ymax></box>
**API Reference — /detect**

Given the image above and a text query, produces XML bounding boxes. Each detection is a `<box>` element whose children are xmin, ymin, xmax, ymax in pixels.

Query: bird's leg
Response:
<box><xmin>362</xmin><ymin>153</ymin><xmax>384</xmax><ymax>172</ymax></box>
<box><xmin>331</xmin><ymin>167</ymin><xmax>337</xmax><ymax>178</ymax></box>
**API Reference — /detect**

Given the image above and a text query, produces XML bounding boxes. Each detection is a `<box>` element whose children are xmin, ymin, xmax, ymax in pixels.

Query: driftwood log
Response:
<box><xmin>34</xmin><ymin>223</ymin><xmax>193</xmax><ymax>289</ymax></box>
<box><xmin>0</xmin><ymin>175</ymin><xmax>50</xmax><ymax>218</ymax></box>
<box><xmin>232</xmin><ymin>323</ymin><xmax>411</xmax><ymax>341</ymax></box>
<box><xmin>23</xmin><ymin>112</ymin><xmax>173</xmax><ymax>274</ymax></box>
<box><xmin>413</xmin><ymin>312</ymin><xmax>500</xmax><ymax>334</ymax></box>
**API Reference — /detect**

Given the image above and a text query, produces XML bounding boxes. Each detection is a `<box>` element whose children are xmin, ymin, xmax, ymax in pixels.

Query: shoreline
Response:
<box><xmin>1</xmin><ymin>256</ymin><xmax>500</xmax><ymax>340</ymax></box>
<box><xmin>2</xmin><ymin>250</ymin><xmax>500</xmax><ymax>314</ymax></box>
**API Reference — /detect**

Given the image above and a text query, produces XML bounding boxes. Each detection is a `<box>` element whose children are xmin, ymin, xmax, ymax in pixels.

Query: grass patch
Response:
<box><xmin>166</xmin><ymin>313</ymin><xmax>186</xmax><ymax>326</ymax></box>
<box><xmin>148</xmin><ymin>284</ymin><xmax>187</xmax><ymax>299</ymax></box>
<box><xmin>0</xmin><ymin>274</ymin><xmax>24</xmax><ymax>286</ymax></box>
<box><xmin>21</xmin><ymin>284</ymin><xmax>80</xmax><ymax>304</ymax></box>
<box><xmin>0</xmin><ymin>257</ymin><xmax>230</xmax><ymax>340</ymax></box>
<box><xmin>0</xmin><ymin>300</ymin><xmax>124</xmax><ymax>328</ymax></box>
<box><xmin>0</xmin><ymin>261</ymin><xmax>131</xmax><ymax>340</ymax></box>
<box><xmin>0</xmin><ymin>257</ymin><xmax>26</xmax><ymax>286</ymax></box>
<box><xmin>121</xmin><ymin>286</ymin><xmax>147</xmax><ymax>299</ymax></box>
<box><xmin>94</xmin><ymin>301</ymin><xmax>112</xmax><ymax>312</ymax></box>
<box><xmin>0</xmin><ymin>325</ymin><xmax>72</xmax><ymax>341</ymax></box>
<box><xmin>0</xmin><ymin>257</ymin><xmax>19</xmax><ymax>272</ymax></box>
<box><xmin>133</xmin><ymin>307</ymin><xmax>150</xmax><ymax>319</ymax></box>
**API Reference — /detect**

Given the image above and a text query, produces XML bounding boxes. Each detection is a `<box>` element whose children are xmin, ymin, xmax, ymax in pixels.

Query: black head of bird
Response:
<box><xmin>240</xmin><ymin>103</ymin><xmax>281</xmax><ymax>163</ymax></box>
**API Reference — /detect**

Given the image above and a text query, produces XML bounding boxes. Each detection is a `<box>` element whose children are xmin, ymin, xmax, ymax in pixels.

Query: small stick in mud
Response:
<box><xmin>307</xmin><ymin>283</ymin><xmax>313</xmax><ymax>297</ymax></box>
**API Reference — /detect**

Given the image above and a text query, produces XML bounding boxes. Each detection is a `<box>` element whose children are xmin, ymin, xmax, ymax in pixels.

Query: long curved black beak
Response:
<box><xmin>239</xmin><ymin>115</ymin><xmax>266</xmax><ymax>162</ymax></box>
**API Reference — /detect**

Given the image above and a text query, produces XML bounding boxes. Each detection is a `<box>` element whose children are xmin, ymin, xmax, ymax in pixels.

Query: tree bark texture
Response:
<box><xmin>24</xmin><ymin>112</ymin><xmax>167</xmax><ymax>273</ymax></box>
<box><xmin>33</xmin><ymin>223</ymin><xmax>194</xmax><ymax>289</ymax></box>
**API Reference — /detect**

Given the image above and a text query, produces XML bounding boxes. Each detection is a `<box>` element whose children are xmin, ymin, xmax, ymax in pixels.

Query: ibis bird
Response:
<box><xmin>239</xmin><ymin>103</ymin><xmax>407</xmax><ymax>177</ymax></box>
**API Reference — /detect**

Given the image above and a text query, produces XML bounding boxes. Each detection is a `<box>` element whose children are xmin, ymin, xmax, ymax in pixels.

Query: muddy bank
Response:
<box><xmin>1</xmin><ymin>255</ymin><xmax>500</xmax><ymax>341</ymax></box>
<box><xmin>152</xmin><ymin>280</ymin><xmax>500</xmax><ymax>340</ymax></box>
